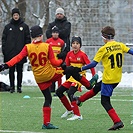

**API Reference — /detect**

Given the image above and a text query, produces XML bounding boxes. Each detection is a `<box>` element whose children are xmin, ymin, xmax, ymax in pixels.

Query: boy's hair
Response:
<box><xmin>30</xmin><ymin>25</ymin><xmax>43</xmax><ymax>38</ymax></box>
<box><xmin>101</xmin><ymin>26</ymin><xmax>115</xmax><ymax>39</ymax></box>
<box><xmin>71</xmin><ymin>36</ymin><xmax>82</xmax><ymax>47</ymax></box>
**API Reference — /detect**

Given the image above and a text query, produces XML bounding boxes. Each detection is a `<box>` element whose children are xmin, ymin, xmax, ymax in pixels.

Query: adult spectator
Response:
<box><xmin>46</xmin><ymin>7</ymin><xmax>71</xmax><ymax>61</ymax></box>
<box><xmin>1</xmin><ymin>8</ymin><xmax>31</xmax><ymax>93</ymax></box>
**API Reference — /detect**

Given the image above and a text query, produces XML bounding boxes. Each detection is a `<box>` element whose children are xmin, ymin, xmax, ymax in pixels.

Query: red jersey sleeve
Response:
<box><xmin>65</xmin><ymin>52</ymin><xmax>70</xmax><ymax>66</ymax></box>
<box><xmin>48</xmin><ymin>44</ymin><xmax>63</xmax><ymax>66</ymax></box>
<box><xmin>61</xmin><ymin>39</ymin><xmax>65</xmax><ymax>47</ymax></box>
<box><xmin>6</xmin><ymin>46</ymin><xmax>28</xmax><ymax>67</ymax></box>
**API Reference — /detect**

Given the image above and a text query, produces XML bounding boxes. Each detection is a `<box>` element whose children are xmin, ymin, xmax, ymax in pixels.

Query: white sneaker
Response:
<box><xmin>61</xmin><ymin>110</ymin><xmax>73</xmax><ymax>118</ymax></box>
<box><xmin>67</xmin><ymin>115</ymin><xmax>83</xmax><ymax>120</ymax></box>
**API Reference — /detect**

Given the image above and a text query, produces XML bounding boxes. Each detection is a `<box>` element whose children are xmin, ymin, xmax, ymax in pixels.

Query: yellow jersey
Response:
<box><xmin>94</xmin><ymin>41</ymin><xmax>130</xmax><ymax>83</ymax></box>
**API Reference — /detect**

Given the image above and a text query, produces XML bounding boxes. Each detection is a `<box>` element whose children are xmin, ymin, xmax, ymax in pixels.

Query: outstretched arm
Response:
<box><xmin>82</xmin><ymin>61</ymin><xmax>98</xmax><ymax>71</ymax></box>
<box><xmin>6</xmin><ymin>46</ymin><xmax>28</xmax><ymax>67</ymax></box>
<box><xmin>0</xmin><ymin>46</ymin><xmax>28</xmax><ymax>72</ymax></box>
<box><xmin>128</xmin><ymin>49</ymin><xmax>133</xmax><ymax>55</ymax></box>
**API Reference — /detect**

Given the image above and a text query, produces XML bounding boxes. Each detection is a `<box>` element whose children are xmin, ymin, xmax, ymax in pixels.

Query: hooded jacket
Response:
<box><xmin>2</xmin><ymin>18</ymin><xmax>31</xmax><ymax>63</ymax></box>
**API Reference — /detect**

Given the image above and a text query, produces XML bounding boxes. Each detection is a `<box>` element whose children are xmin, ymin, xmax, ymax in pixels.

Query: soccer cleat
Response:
<box><xmin>108</xmin><ymin>121</ymin><xmax>124</xmax><ymax>130</ymax></box>
<box><xmin>42</xmin><ymin>123</ymin><xmax>59</xmax><ymax>129</ymax></box>
<box><xmin>88</xmin><ymin>74</ymin><xmax>99</xmax><ymax>90</ymax></box>
<box><xmin>67</xmin><ymin>115</ymin><xmax>83</xmax><ymax>120</ymax></box>
<box><xmin>61</xmin><ymin>110</ymin><xmax>73</xmax><ymax>118</ymax></box>
<box><xmin>73</xmin><ymin>96</ymin><xmax>83</xmax><ymax>107</ymax></box>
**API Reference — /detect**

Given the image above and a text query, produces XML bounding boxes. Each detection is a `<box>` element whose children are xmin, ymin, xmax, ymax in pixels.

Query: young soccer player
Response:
<box><xmin>46</xmin><ymin>26</ymin><xmax>64</xmax><ymax>94</ymax></box>
<box><xmin>0</xmin><ymin>25</ymin><xmax>98</xmax><ymax>129</ymax></box>
<box><xmin>74</xmin><ymin>26</ymin><xmax>133</xmax><ymax>130</ymax></box>
<box><xmin>56</xmin><ymin>36</ymin><xmax>96</xmax><ymax>120</ymax></box>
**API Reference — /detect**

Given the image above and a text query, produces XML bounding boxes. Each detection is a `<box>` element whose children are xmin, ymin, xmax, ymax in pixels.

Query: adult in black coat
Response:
<box><xmin>46</xmin><ymin>7</ymin><xmax>71</xmax><ymax>61</ymax></box>
<box><xmin>1</xmin><ymin>8</ymin><xmax>31</xmax><ymax>93</ymax></box>
<box><xmin>46</xmin><ymin>7</ymin><xmax>71</xmax><ymax>93</ymax></box>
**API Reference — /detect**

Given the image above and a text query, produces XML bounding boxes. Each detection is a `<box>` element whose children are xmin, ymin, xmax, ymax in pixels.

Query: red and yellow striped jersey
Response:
<box><xmin>46</xmin><ymin>37</ymin><xmax>64</xmax><ymax>59</ymax></box>
<box><xmin>65</xmin><ymin>50</ymin><xmax>95</xmax><ymax>89</ymax></box>
<box><xmin>6</xmin><ymin>42</ymin><xmax>63</xmax><ymax>83</ymax></box>
<box><xmin>65</xmin><ymin>50</ymin><xmax>95</xmax><ymax>76</ymax></box>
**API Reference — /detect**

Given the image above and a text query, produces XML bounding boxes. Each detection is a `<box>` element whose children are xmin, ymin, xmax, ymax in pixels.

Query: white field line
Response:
<box><xmin>89</xmin><ymin>98</ymin><xmax>133</xmax><ymax>102</ymax></box>
<box><xmin>33</xmin><ymin>96</ymin><xmax>133</xmax><ymax>102</ymax></box>
<box><xmin>0</xmin><ymin>130</ymin><xmax>45</xmax><ymax>133</ymax></box>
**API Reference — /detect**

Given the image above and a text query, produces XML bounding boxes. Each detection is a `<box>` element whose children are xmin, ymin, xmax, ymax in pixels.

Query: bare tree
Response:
<box><xmin>31</xmin><ymin>0</ymin><xmax>50</xmax><ymax>40</ymax></box>
<box><xmin>17</xmin><ymin>0</ymin><xmax>26</xmax><ymax>21</ymax></box>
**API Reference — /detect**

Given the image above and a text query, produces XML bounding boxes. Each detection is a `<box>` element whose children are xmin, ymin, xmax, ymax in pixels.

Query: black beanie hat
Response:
<box><xmin>12</xmin><ymin>8</ymin><xmax>20</xmax><ymax>16</ymax></box>
<box><xmin>52</xmin><ymin>26</ymin><xmax>59</xmax><ymax>33</ymax></box>
<box><xmin>30</xmin><ymin>25</ymin><xmax>43</xmax><ymax>38</ymax></box>
<box><xmin>71</xmin><ymin>36</ymin><xmax>82</xmax><ymax>47</ymax></box>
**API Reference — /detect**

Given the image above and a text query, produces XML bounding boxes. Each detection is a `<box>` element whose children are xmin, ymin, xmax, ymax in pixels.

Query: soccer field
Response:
<box><xmin>0</xmin><ymin>86</ymin><xmax>133</xmax><ymax>133</ymax></box>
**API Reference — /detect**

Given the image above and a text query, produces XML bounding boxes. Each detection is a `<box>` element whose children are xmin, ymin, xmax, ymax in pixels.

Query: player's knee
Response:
<box><xmin>56</xmin><ymin>86</ymin><xmax>65</xmax><ymax>98</ymax></box>
<box><xmin>67</xmin><ymin>91</ymin><xmax>73</xmax><ymax>102</ymax></box>
<box><xmin>101</xmin><ymin>95</ymin><xmax>112</xmax><ymax>111</ymax></box>
<box><xmin>44</xmin><ymin>98</ymin><xmax>52</xmax><ymax>107</ymax></box>
<box><xmin>55</xmin><ymin>89</ymin><xmax>61</xmax><ymax>97</ymax></box>
<box><xmin>93</xmin><ymin>81</ymin><xmax>101</xmax><ymax>94</ymax></box>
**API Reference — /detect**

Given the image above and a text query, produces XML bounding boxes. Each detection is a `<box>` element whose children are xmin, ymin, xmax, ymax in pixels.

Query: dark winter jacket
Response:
<box><xmin>46</xmin><ymin>17</ymin><xmax>71</xmax><ymax>60</ymax></box>
<box><xmin>2</xmin><ymin>18</ymin><xmax>31</xmax><ymax>64</ymax></box>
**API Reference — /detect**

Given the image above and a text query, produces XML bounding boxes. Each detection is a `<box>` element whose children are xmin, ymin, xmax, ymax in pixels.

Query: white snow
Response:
<box><xmin>0</xmin><ymin>70</ymin><xmax>133</xmax><ymax>88</ymax></box>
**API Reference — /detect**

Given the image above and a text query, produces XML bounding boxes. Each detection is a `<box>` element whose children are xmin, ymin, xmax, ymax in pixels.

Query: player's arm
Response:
<box><xmin>81</xmin><ymin>47</ymin><xmax>104</xmax><ymax>71</ymax></box>
<box><xmin>82</xmin><ymin>61</ymin><xmax>98</xmax><ymax>71</ymax></box>
<box><xmin>83</xmin><ymin>54</ymin><xmax>96</xmax><ymax>76</ymax></box>
<box><xmin>0</xmin><ymin>46</ymin><xmax>28</xmax><ymax>71</ymax></box>
<box><xmin>128</xmin><ymin>49</ymin><xmax>133</xmax><ymax>55</ymax></box>
<box><xmin>48</xmin><ymin>44</ymin><xmax>63</xmax><ymax>66</ymax></box>
<box><xmin>66</xmin><ymin>60</ymin><xmax>98</xmax><ymax>74</ymax></box>
<box><xmin>64</xmin><ymin>52</ymin><xmax>70</xmax><ymax>66</ymax></box>
<box><xmin>6</xmin><ymin>46</ymin><xmax>28</xmax><ymax>67</ymax></box>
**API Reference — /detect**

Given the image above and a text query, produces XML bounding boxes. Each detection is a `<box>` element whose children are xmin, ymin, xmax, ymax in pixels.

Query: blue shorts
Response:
<box><xmin>101</xmin><ymin>82</ymin><xmax>118</xmax><ymax>97</ymax></box>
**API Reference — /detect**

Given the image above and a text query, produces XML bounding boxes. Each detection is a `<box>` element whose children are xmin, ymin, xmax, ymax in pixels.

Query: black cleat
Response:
<box><xmin>42</xmin><ymin>123</ymin><xmax>58</xmax><ymax>129</ymax></box>
<box><xmin>108</xmin><ymin>121</ymin><xmax>124</xmax><ymax>130</ymax></box>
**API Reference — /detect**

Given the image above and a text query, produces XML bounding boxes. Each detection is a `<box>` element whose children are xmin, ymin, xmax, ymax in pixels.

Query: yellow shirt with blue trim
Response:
<box><xmin>93</xmin><ymin>41</ymin><xmax>130</xmax><ymax>83</ymax></box>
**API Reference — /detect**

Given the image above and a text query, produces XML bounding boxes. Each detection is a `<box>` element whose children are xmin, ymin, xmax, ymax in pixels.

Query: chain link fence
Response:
<box><xmin>0</xmin><ymin>0</ymin><xmax>133</xmax><ymax>73</ymax></box>
<box><xmin>50</xmin><ymin>0</ymin><xmax>133</xmax><ymax>72</ymax></box>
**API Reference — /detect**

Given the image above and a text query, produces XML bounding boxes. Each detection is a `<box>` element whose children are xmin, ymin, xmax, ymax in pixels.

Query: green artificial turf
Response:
<box><xmin>0</xmin><ymin>86</ymin><xmax>133</xmax><ymax>133</ymax></box>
